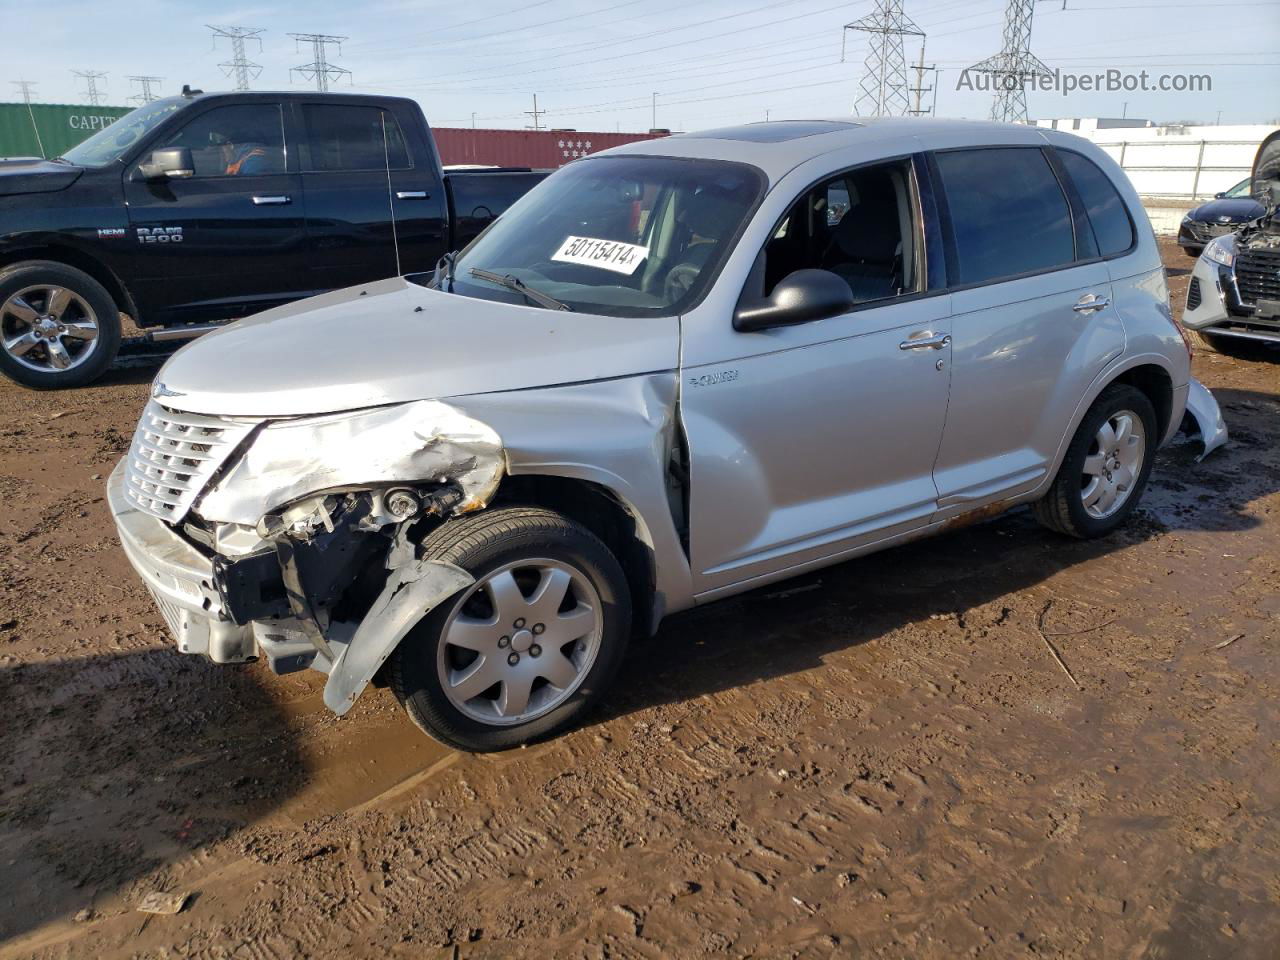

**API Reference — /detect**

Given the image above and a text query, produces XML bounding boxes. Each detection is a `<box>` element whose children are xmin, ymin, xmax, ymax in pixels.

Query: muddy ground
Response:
<box><xmin>0</xmin><ymin>240</ymin><xmax>1277</xmax><ymax>958</ymax></box>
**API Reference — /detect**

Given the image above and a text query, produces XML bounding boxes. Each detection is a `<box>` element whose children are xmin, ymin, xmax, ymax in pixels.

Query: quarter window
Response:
<box><xmin>162</xmin><ymin>104</ymin><xmax>286</xmax><ymax>178</ymax></box>
<box><xmin>1059</xmin><ymin>150</ymin><xmax>1135</xmax><ymax>257</ymax></box>
<box><xmin>935</xmin><ymin>148</ymin><xmax>1075</xmax><ymax>285</ymax></box>
<box><xmin>301</xmin><ymin>105</ymin><xmax>410</xmax><ymax>172</ymax></box>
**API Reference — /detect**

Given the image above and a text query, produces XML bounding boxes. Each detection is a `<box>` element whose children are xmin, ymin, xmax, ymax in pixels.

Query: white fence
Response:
<box><xmin>1098</xmin><ymin>138</ymin><xmax>1258</xmax><ymax>201</ymax></box>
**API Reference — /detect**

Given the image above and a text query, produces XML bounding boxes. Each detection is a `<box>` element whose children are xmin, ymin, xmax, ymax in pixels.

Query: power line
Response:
<box><xmin>966</xmin><ymin>0</ymin><xmax>1052</xmax><ymax>123</ymax></box>
<box><xmin>844</xmin><ymin>1</ymin><xmax>925</xmax><ymax>117</ymax></box>
<box><xmin>127</xmin><ymin>75</ymin><xmax>164</xmax><ymax>104</ymax></box>
<box><xmin>290</xmin><ymin>33</ymin><xmax>352</xmax><ymax>92</ymax></box>
<box><xmin>71</xmin><ymin>70</ymin><xmax>108</xmax><ymax>106</ymax></box>
<box><xmin>207</xmin><ymin>25</ymin><xmax>265</xmax><ymax>91</ymax></box>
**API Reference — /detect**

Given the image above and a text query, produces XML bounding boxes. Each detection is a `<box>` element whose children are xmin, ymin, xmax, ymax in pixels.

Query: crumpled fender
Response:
<box><xmin>323</xmin><ymin>558</ymin><xmax>474</xmax><ymax>715</ymax></box>
<box><xmin>1183</xmin><ymin>377</ymin><xmax>1229</xmax><ymax>462</ymax></box>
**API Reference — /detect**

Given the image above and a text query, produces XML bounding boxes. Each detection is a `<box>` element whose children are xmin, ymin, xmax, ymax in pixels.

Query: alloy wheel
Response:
<box><xmin>1</xmin><ymin>285</ymin><xmax>101</xmax><ymax>373</ymax></box>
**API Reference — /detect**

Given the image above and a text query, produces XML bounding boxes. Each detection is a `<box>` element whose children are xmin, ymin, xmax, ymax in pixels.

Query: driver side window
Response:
<box><xmin>162</xmin><ymin>104</ymin><xmax>286</xmax><ymax>178</ymax></box>
<box><xmin>762</xmin><ymin>159</ymin><xmax>920</xmax><ymax>306</ymax></box>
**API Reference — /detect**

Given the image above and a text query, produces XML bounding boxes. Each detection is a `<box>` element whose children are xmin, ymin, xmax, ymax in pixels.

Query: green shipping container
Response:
<box><xmin>0</xmin><ymin>102</ymin><xmax>135</xmax><ymax>160</ymax></box>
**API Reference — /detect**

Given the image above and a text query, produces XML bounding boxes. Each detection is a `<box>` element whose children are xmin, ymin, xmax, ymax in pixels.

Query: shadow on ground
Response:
<box><xmin>0</xmin><ymin>649</ymin><xmax>305</xmax><ymax>942</ymax></box>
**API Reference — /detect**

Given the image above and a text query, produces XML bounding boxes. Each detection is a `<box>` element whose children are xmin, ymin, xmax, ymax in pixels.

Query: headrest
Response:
<box><xmin>831</xmin><ymin>173</ymin><xmax>900</xmax><ymax>262</ymax></box>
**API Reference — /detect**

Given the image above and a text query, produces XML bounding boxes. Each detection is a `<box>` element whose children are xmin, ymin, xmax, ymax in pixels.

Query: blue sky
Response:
<box><xmin>10</xmin><ymin>0</ymin><xmax>1280</xmax><ymax>131</ymax></box>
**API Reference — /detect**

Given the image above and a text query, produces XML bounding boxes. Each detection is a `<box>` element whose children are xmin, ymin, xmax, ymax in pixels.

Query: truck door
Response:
<box><xmin>123</xmin><ymin>101</ymin><xmax>309</xmax><ymax>326</ymax></box>
<box><xmin>296</xmin><ymin>102</ymin><xmax>447</xmax><ymax>288</ymax></box>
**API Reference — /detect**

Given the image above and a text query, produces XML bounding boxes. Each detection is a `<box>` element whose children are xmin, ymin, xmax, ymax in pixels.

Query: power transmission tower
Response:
<box><xmin>11</xmin><ymin>79</ymin><xmax>37</xmax><ymax>104</ymax></box>
<box><xmin>908</xmin><ymin>42</ymin><xmax>936</xmax><ymax>116</ymax></box>
<box><xmin>966</xmin><ymin>0</ymin><xmax>1052</xmax><ymax>123</ymax></box>
<box><xmin>524</xmin><ymin>94</ymin><xmax>547</xmax><ymax>131</ymax></box>
<box><xmin>72</xmin><ymin>70</ymin><xmax>108</xmax><ymax>106</ymax></box>
<box><xmin>207</xmin><ymin>25</ymin><xmax>265</xmax><ymax>91</ymax></box>
<box><xmin>290</xmin><ymin>34</ymin><xmax>352</xmax><ymax>92</ymax></box>
<box><xmin>842</xmin><ymin>1</ymin><xmax>924</xmax><ymax>117</ymax></box>
<box><xmin>128</xmin><ymin>75</ymin><xmax>164</xmax><ymax>104</ymax></box>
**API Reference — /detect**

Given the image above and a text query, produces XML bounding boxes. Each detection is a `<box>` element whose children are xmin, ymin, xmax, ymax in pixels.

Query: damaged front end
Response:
<box><xmin>111</xmin><ymin>398</ymin><xmax>505</xmax><ymax>714</ymax></box>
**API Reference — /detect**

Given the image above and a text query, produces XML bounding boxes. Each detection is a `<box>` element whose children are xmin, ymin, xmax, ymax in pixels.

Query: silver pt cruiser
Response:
<box><xmin>110</xmin><ymin>118</ymin><xmax>1225</xmax><ymax>751</ymax></box>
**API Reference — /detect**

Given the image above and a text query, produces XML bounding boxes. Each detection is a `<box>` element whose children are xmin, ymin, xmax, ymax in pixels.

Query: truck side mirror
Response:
<box><xmin>1214</xmin><ymin>192</ymin><xmax>1226</xmax><ymax>199</ymax></box>
<box><xmin>135</xmin><ymin>147</ymin><xmax>195</xmax><ymax>182</ymax></box>
<box><xmin>733</xmin><ymin>269</ymin><xmax>855</xmax><ymax>333</ymax></box>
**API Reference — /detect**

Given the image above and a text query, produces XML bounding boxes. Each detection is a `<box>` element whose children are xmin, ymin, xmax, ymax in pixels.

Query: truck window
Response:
<box><xmin>301</xmin><ymin>105</ymin><xmax>410</xmax><ymax>172</ymax></box>
<box><xmin>762</xmin><ymin>160</ymin><xmax>919</xmax><ymax>304</ymax></box>
<box><xmin>1058</xmin><ymin>150</ymin><xmax>1136</xmax><ymax>257</ymax></box>
<box><xmin>934</xmin><ymin>147</ymin><xmax>1075</xmax><ymax>286</ymax></box>
<box><xmin>161</xmin><ymin>104</ymin><xmax>286</xmax><ymax>178</ymax></box>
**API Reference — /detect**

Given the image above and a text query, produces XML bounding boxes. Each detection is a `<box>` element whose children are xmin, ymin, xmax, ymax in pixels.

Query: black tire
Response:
<box><xmin>390</xmin><ymin>507</ymin><xmax>631</xmax><ymax>752</ymax></box>
<box><xmin>1182</xmin><ymin>245</ymin><xmax>1203</xmax><ymax>258</ymax></box>
<box><xmin>1033</xmin><ymin>384</ymin><xmax>1158</xmax><ymax>539</ymax></box>
<box><xmin>0</xmin><ymin>260</ymin><xmax>122</xmax><ymax>389</ymax></box>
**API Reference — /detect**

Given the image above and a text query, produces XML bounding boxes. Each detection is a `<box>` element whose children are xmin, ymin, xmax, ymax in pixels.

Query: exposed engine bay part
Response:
<box><xmin>194</xmin><ymin>399</ymin><xmax>505</xmax><ymax>526</ymax></box>
<box><xmin>1181</xmin><ymin>378</ymin><xmax>1229</xmax><ymax>462</ymax></box>
<box><xmin>1252</xmin><ymin>130</ymin><xmax>1280</xmax><ymax>209</ymax></box>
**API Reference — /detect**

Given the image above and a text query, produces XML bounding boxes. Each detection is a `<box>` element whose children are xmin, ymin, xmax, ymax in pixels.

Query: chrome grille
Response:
<box><xmin>1236</xmin><ymin>246</ymin><xmax>1280</xmax><ymax>306</ymax></box>
<box><xmin>124</xmin><ymin>401</ymin><xmax>259</xmax><ymax>522</ymax></box>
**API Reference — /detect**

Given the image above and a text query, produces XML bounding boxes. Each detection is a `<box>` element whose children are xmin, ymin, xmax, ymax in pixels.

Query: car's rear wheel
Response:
<box><xmin>0</xmin><ymin>261</ymin><xmax>121</xmax><ymax>389</ymax></box>
<box><xmin>1033</xmin><ymin>384</ymin><xmax>1157</xmax><ymax>539</ymax></box>
<box><xmin>390</xmin><ymin>507</ymin><xmax>631</xmax><ymax>752</ymax></box>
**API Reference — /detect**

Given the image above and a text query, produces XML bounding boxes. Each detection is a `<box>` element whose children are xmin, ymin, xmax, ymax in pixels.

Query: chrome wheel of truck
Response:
<box><xmin>0</xmin><ymin>261</ymin><xmax>121</xmax><ymax>389</ymax></box>
<box><xmin>391</xmin><ymin>507</ymin><xmax>631</xmax><ymax>752</ymax></box>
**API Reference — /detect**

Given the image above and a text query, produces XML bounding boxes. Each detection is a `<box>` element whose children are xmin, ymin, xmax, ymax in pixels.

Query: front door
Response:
<box><xmin>682</xmin><ymin>158</ymin><xmax>953</xmax><ymax>596</ymax></box>
<box><xmin>124</xmin><ymin>100</ymin><xmax>309</xmax><ymax>326</ymax></box>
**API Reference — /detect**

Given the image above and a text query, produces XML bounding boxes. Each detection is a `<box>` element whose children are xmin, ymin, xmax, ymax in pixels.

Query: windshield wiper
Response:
<box><xmin>468</xmin><ymin>268</ymin><xmax>571</xmax><ymax>312</ymax></box>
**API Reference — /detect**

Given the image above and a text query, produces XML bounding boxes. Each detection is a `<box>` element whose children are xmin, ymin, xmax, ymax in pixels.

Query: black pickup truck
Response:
<box><xmin>0</xmin><ymin>90</ymin><xmax>547</xmax><ymax>388</ymax></box>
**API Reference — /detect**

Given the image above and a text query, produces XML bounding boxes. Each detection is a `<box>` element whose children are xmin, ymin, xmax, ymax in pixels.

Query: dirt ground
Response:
<box><xmin>1</xmin><ymin>240</ymin><xmax>1277</xmax><ymax>959</ymax></box>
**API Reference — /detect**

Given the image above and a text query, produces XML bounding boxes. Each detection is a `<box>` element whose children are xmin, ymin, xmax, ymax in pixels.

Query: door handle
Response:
<box><xmin>396</xmin><ymin>191</ymin><xmax>429</xmax><ymax>199</ymax></box>
<box><xmin>252</xmin><ymin>195</ymin><xmax>291</xmax><ymax>205</ymax></box>
<box><xmin>1073</xmin><ymin>294</ymin><xmax>1111</xmax><ymax>313</ymax></box>
<box><xmin>899</xmin><ymin>332</ymin><xmax>951</xmax><ymax>351</ymax></box>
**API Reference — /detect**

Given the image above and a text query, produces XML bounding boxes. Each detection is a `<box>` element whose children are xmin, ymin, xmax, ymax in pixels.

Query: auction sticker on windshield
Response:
<box><xmin>552</xmin><ymin>236</ymin><xmax>649</xmax><ymax>275</ymax></box>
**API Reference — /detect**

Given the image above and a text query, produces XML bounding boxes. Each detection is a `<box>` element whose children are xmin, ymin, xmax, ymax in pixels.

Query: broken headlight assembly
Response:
<box><xmin>194</xmin><ymin>399</ymin><xmax>504</xmax><ymax>528</ymax></box>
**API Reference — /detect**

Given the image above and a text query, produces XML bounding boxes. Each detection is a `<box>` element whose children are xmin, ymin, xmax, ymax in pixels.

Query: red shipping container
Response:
<box><xmin>432</xmin><ymin>127</ymin><xmax>667</xmax><ymax>169</ymax></box>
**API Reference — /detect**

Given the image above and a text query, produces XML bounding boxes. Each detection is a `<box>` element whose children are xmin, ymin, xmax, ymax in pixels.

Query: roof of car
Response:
<box><xmin>599</xmin><ymin>116</ymin><xmax>1062</xmax><ymax>183</ymax></box>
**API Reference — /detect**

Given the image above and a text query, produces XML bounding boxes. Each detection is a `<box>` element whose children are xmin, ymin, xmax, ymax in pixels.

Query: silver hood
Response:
<box><xmin>155</xmin><ymin>277</ymin><xmax>680</xmax><ymax>416</ymax></box>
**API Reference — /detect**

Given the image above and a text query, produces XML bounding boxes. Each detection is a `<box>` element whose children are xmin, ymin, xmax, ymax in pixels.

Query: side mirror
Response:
<box><xmin>135</xmin><ymin>147</ymin><xmax>195</xmax><ymax>182</ymax></box>
<box><xmin>1214</xmin><ymin>192</ymin><xmax>1226</xmax><ymax>199</ymax></box>
<box><xmin>733</xmin><ymin>268</ymin><xmax>855</xmax><ymax>333</ymax></box>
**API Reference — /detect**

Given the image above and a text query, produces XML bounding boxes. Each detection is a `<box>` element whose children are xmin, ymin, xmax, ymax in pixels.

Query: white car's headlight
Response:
<box><xmin>1202</xmin><ymin>233</ymin><xmax>1236</xmax><ymax>268</ymax></box>
<box><xmin>194</xmin><ymin>400</ymin><xmax>504</xmax><ymax>527</ymax></box>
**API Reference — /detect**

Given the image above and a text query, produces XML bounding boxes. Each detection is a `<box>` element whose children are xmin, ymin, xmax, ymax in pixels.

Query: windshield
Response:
<box><xmin>1224</xmin><ymin>177</ymin><xmax>1253</xmax><ymax>199</ymax></box>
<box><xmin>60</xmin><ymin>98</ymin><xmax>186</xmax><ymax>167</ymax></box>
<box><xmin>448</xmin><ymin>155</ymin><xmax>765</xmax><ymax>317</ymax></box>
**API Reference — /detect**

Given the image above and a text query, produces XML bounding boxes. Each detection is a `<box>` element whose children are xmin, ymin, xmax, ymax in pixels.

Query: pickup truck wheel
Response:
<box><xmin>390</xmin><ymin>507</ymin><xmax>631</xmax><ymax>752</ymax></box>
<box><xmin>0</xmin><ymin>261</ymin><xmax>121</xmax><ymax>389</ymax></box>
<box><xmin>1033</xmin><ymin>384</ymin><xmax>1157</xmax><ymax>539</ymax></box>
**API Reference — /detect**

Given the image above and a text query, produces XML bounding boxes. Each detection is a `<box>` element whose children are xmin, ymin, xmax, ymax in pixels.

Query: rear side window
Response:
<box><xmin>1059</xmin><ymin>150</ymin><xmax>1135</xmax><ymax>256</ymax></box>
<box><xmin>935</xmin><ymin>147</ymin><xmax>1075</xmax><ymax>285</ymax></box>
<box><xmin>301</xmin><ymin>104</ymin><xmax>410</xmax><ymax>172</ymax></box>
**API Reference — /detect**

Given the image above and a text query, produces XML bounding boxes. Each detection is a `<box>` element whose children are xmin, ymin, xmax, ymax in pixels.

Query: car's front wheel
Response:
<box><xmin>1033</xmin><ymin>384</ymin><xmax>1158</xmax><ymax>539</ymax></box>
<box><xmin>0</xmin><ymin>261</ymin><xmax>121</xmax><ymax>389</ymax></box>
<box><xmin>390</xmin><ymin>507</ymin><xmax>631</xmax><ymax>751</ymax></box>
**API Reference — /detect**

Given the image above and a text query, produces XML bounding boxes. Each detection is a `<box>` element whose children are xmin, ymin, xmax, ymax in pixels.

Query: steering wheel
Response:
<box><xmin>663</xmin><ymin>263</ymin><xmax>701</xmax><ymax>303</ymax></box>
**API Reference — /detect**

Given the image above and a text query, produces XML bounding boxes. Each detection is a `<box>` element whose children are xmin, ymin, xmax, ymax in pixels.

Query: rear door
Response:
<box><xmin>123</xmin><ymin>100</ymin><xmax>308</xmax><ymax>325</ymax></box>
<box><xmin>927</xmin><ymin>146</ymin><xmax>1125</xmax><ymax>515</ymax></box>
<box><xmin>297</xmin><ymin>101</ymin><xmax>446</xmax><ymax>288</ymax></box>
